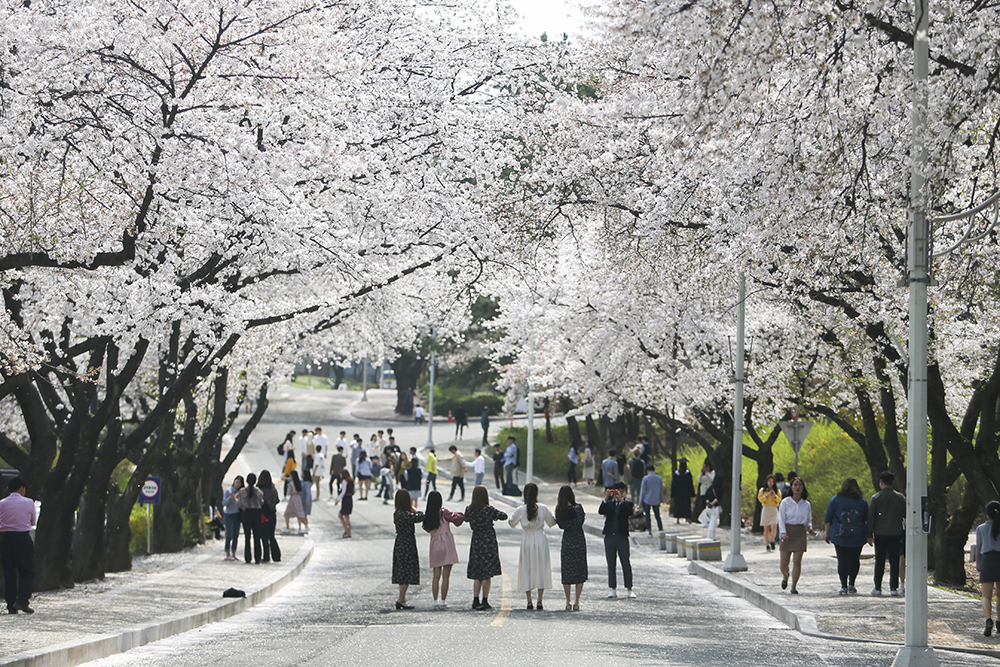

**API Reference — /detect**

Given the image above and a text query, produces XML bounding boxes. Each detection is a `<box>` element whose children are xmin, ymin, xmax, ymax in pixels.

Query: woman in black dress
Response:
<box><xmin>335</xmin><ymin>469</ymin><xmax>355</xmax><ymax>538</ymax></box>
<box><xmin>464</xmin><ymin>485</ymin><xmax>508</xmax><ymax>610</ymax></box>
<box><xmin>555</xmin><ymin>484</ymin><xmax>588</xmax><ymax>610</ymax></box>
<box><xmin>258</xmin><ymin>470</ymin><xmax>281</xmax><ymax>562</ymax></box>
<box><xmin>392</xmin><ymin>489</ymin><xmax>425</xmax><ymax>609</ymax></box>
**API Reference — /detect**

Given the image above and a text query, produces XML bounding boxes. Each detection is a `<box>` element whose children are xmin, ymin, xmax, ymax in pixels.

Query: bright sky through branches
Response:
<box><xmin>508</xmin><ymin>0</ymin><xmax>583</xmax><ymax>40</ymax></box>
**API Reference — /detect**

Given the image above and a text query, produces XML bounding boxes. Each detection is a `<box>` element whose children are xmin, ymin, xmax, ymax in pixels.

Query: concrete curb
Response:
<box><xmin>686</xmin><ymin>559</ymin><xmax>1000</xmax><ymax>659</ymax></box>
<box><xmin>0</xmin><ymin>539</ymin><xmax>314</xmax><ymax>667</ymax></box>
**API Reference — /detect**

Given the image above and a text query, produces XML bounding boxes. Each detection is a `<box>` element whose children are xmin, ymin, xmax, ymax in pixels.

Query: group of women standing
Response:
<box><xmin>225</xmin><ymin>471</ymin><xmax>282</xmax><ymax>565</ymax></box>
<box><xmin>391</xmin><ymin>483</ymin><xmax>589</xmax><ymax>611</ymax></box>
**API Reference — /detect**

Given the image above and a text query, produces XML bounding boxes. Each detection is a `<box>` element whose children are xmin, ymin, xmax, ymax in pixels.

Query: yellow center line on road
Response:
<box><xmin>491</xmin><ymin>572</ymin><xmax>511</xmax><ymax>627</ymax></box>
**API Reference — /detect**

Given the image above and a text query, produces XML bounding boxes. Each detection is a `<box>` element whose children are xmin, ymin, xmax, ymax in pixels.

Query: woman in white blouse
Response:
<box><xmin>777</xmin><ymin>477</ymin><xmax>812</xmax><ymax>594</ymax></box>
<box><xmin>508</xmin><ymin>483</ymin><xmax>557</xmax><ymax>610</ymax></box>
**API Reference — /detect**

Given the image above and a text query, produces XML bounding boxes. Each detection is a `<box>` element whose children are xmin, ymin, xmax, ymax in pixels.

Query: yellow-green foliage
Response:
<box><xmin>502</xmin><ymin>420</ymin><xmax>877</xmax><ymax>526</ymax></box>
<box><xmin>129</xmin><ymin>502</ymin><xmax>152</xmax><ymax>554</ymax></box>
<box><xmin>682</xmin><ymin>421</ymin><xmax>875</xmax><ymax>527</ymax></box>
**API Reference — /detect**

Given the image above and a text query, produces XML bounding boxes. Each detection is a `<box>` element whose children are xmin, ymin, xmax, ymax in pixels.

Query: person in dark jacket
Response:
<box><xmin>670</xmin><ymin>458</ymin><xmax>695</xmax><ymax>523</ymax></box>
<box><xmin>867</xmin><ymin>470</ymin><xmax>906</xmax><ymax>596</ymax></box>
<box><xmin>599</xmin><ymin>482</ymin><xmax>636</xmax><ymax>599</ymax></box>
<box><xmin>824</xmin><ymin>477</ymin><xmax>869</xmax><ymax>595</ymax></box>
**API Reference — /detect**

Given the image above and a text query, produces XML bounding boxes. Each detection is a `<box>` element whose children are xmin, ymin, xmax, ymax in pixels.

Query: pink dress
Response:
<box><xmin>428</xmin><ymin>508</ymin><xmax>464</xmax><ymax>568</ymax></box>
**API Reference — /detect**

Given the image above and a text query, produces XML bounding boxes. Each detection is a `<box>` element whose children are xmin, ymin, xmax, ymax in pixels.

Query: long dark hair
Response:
<box><xmin>791</xmin><ymin>477</ymin><xmax>809</xmax><ymax>500</ymax></box>
<box><xmin>761</xmin><ymin>474</ymin><xmax>775</xmax><ymax>492</ymax></box>
<box><xmin>423</xmin><ymin>491</ymin><xmax>443</xmax><ymax>532</ymax></box>
<box><xmin>523</xmin><ymin>482</ymin><xmax>539</xmax><ymax>521</ymax></box>
<box><xmin>555</xmin><ymin>485</ymin><xmax>577</xmax><ymax>528</ymax></box>
<box><xmin>467</xmin><ymin>485</ymin><xmax>490</xmax><ymax>513</ymax></box>
<box><xmin>987</xmin><ymin>501</ymin><xmax>1000</xmax><ymax>540</ymax></box>
<box><xmin>290</xmin><ymin>469</ymin><xmax>302</xmax><ymax>493</ymax></box>
<box><xmin>395</xmin><ymin>488</ymin><xmax>413</xmax><ymax>513</ymax></box>
<box><xmin>258</xmin><ymin>470</ymin><xmax>273</xmax><ymax>489</ymax></box>
<box><xmin>837</xmin><ymin>477</ymin><xmax>863</xmax><ymax>499</ymax></box>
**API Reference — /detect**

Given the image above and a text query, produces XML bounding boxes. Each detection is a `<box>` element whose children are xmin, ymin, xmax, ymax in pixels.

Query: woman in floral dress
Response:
<box><xmin>464</xmin><ymin>485</ymin><xmax>507</xmax><ymax>610</ymax></box>
<box><xmin>392</xmin><ymin>489</ymin><xmax>424</xmax><ymax>609</ymax></box>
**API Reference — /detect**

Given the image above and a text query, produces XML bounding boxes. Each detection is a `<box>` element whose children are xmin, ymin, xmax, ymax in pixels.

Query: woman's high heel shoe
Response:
<box><xmin>395</xmin><ymin>601</ymin><xmax>414</xmax><ymax>610</ymax></box>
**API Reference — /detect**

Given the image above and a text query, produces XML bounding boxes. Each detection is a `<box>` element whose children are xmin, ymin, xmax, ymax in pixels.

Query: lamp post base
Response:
<box><xmin>723</xmin><ymin>553</ymin><xmax>747</xmax><ymax>572</ymax></box>
<box><xmin>892</xmin><ymin>647</ymin><xmax>939</xmax><ymax>667</ymax></box>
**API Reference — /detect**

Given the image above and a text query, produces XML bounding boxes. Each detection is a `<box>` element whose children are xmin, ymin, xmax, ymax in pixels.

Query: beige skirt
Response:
<box><xmin>761</xmin><ymin>505</ymin><xmax>779</xmax><ymax>527</ymax></box>
<box><xmin>780</xmin><ymin>524</ymin><xmax>807</xmax><ymax>552</ymax></box>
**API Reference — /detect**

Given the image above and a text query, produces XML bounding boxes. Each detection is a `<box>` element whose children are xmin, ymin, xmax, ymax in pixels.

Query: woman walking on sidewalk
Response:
<box><xmin>423</xmin><ymin>491</ymin><xmax>464</xmax><ymax>609</ymax></box>
<box><xmin>465</xmin><ymin>485</ymin><xmax>507</xmax><ymax>610</ymax></box>
<box><xmin>778</xmin><ymin>477</ymin><xmax>811</xmax><ymax>594</ymax></box>
<box><xmin>258</xmin><ymin>470</ymin><xmax>281</xmax><ymax>563</ymax></box>
<box><xmin>392</xmin><ymin>489</ymin><xmax>425</xmax><ymax>609</ymax></box>
<box><xmin>236</xmin><ymin>473</ymin><xmax>263</xmax><ymax>564</ymax></box>
<box><xmin>758</xmin><ymin>474</ymin><xmax>781</xmax><ymax>552</ymax></box>
<box><xmin>334</xmin><ymin>469</ymin><xmax>355</xmax><ymax>538</ymax></box>
<box><xmin>283</xmin><ymin>470</ymin><xmax>309</xmax><ymax>534</ymax></box>
<box><xmin>555</xmin><ymin>485</ymin><xmax>588</xmax><ymax>610</ymax></box>
<box><xmin>824</xmin><ymin>477</ymin><xmax>869</xmax><ymax>595</ymax></box>
<box><xmin>509</xmin><ymin>482</ymin><xmax>557</xmax><ymax>610</ymax></box>
<box><xmin>222</xmin><ymin>476</ymin><xmax>244</xmax><ymax>561</ymax></box>
<box><xmin>976</xmin><ymin>500</ymin><xmax>1000</xmax><ymax>637</ymax></box>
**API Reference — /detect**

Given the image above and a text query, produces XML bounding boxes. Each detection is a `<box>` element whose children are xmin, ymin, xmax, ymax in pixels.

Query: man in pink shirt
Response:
<box><xmin>0</xmin><ymin>477</ymin><xmax>36</xmax><ymax>614</ymax></box>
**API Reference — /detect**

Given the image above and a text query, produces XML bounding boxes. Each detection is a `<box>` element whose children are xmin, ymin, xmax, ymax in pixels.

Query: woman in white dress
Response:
<box><xmin>508</xmin><ymin>482</ymin><xmax>557</xmax><ymax>610</ymax></box>
<box><xmin>582</xmin><ymin>445</ymin><xmax>596</xmax><ymax>485</ymax></box>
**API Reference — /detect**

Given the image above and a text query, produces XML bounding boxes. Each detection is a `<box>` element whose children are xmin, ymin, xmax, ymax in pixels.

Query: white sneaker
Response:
<box><xmin>871</xmin><ymin>588</ymin><xmax>882</xmax><ymax>596</ymax></box>
<box><xmin>627</xmin><ymin>590</ymin><xmax>637</xmax><ymax>599</ymax></box>
<box><xmin>606</xmin><ymin>590</ymin><xmax>618</xmax><ymax>599</ymax></box>
<box><xmin>890</xmin><ymin>589</ymin><xmax>899</xmax><ymax>597</ymax></box>
<box><xmin>439</xmin><ymin>602</ymin><xmax>448</xmax><ymax>610</ymax></box>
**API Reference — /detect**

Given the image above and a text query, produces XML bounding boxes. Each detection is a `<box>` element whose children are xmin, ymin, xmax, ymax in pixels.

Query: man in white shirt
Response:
<box><xmin>376</xmin><ymin>430</ymin><xmax>387</xmax><ymax>451</ymax></box>
<box><xmin>313</xmin><ymin>427</ymin><xmax>330</xmax><ymax>458</ymax></box>
<box><xmin>472</xmin><ymin>448</ymin><xmax>486</xmax><ymax>487</ymax></box>
<box><xmin>333</xmin><ymin>431</ymin><xmax>348</xmax><ymax>455</ymax></box>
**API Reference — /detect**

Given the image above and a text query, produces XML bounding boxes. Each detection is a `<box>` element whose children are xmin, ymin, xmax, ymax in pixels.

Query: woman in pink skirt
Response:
<box><xmin>422</xmin><ymin>490</ymin><xmax>464</xmax><ymax>609</ymax></box>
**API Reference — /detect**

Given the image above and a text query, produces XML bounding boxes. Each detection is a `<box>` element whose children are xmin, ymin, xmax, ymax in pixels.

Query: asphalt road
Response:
<box><xmin>78</xmin><ymin>388</ymin><xmax>990</xmax><ymax>667</ymax></box>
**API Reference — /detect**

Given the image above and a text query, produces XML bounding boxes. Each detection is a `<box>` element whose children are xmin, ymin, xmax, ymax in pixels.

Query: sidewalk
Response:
<box><xmin>0</xmin><ymin>538</ymin><xmax>313</xmax><ymax>667</ymax></box>
<box><xmin>475</xmin><ymin>469</ymin><xmax>997</xmax><ymax>658</ymax></box>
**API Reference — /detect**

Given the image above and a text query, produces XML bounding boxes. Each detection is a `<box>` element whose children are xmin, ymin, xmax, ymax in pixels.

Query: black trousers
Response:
<box><xmin>494</xmin><ymin>464</ymin><xmax>504</xmax><ymax>490</ymax></box>
<box><xmin>448</xmin><ymin>475</ymin><xmax>465</xmax><ymax>500</ymax></box>
<box><xmin>261</xmin><ymin>507</ymin><xmax>281</xmax><ymax>563</ymax></box>
<box><xmin>834</xmin><ymin>544</ymin><xmax>863</xmax><ymax>588</ymax></box>
<box><xmin>1</xmin><ymin>531</ymin><xmax>35</xmax><ymax>610</ymax></box>
<box><xmin>241</xmin><ymin>511</ymin><xmax>263</xmax><ymax>564</ymax></box>
<box><xmin>873</xmin><ymin>534</ymin><xmax>902</xmax><ymax>591</ymax></box>
<box><xmin>604</xmin><ymin>533</ymin><xmax>633</xmax><ymax>590</ymax></box>
<box><xmin>567</xmin><ymin>462</ymin><xmax>578</xmax><ymax>485</ymax></box>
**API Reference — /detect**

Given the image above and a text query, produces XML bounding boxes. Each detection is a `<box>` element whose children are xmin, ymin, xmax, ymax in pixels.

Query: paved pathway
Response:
<box><xmin>2</xmin><ymin>386</ymin><xmax>995</xmax><ymax>665</ymax></box>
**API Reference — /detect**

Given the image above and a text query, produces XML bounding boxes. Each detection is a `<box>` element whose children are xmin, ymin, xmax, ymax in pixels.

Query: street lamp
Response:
<box><xmin>426</xmin><ymin>328</ymin><xmax>436</xmax><ymax>449</ymax></box>
<box><xmin>724</xmin><ymin>272</ymin><xmax>748</xmax><ymax>573</ymax></box>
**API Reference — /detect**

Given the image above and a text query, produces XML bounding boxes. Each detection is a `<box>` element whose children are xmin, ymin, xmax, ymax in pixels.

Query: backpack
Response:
<box><xmin>277</xmin><ymin>442</ymin><xmax>285</xmax><ymax>457</ymax></box>
<box><xmin>513</xmin><ymin>445</ymin><xmax>519</xmax><ymax>468</ymax></box>
<box><xmin>837</xmin><ymin>503</ymin><xmax>864</xmax><ymax>539</ymax></box>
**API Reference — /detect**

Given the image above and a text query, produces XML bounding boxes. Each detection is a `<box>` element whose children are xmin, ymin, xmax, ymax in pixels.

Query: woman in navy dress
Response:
<box><xmin>555</xmin><ymin>484</ymin><xmax>588</xmax><ymax>610</ymax></box>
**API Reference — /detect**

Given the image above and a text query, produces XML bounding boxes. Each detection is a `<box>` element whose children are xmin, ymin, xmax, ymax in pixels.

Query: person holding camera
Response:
<box><xmin>599</xmin><ymin>482</ymin><xmax>637</xmax><ymax>599</ymax></box>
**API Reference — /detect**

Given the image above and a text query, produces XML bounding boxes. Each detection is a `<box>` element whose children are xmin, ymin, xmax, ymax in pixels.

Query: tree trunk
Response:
<box><xmin>391</xmin><ymin>350</ymin><xmax>427</xmax><ymax>414</ymax></box>
<box><xmin>566</xmin><ymin>415</ymin><xmax>582</xmax><ymax>444</ymax></box>
<box><xmin>585</xmin><ymin>414</ymin><xmax>600</xmax><ymax>451</ymax></box>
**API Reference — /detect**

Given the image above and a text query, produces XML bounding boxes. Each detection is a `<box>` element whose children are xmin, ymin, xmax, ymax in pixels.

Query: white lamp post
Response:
<box><xmin>426</xmin><ymin>329</ymin><xmax>436</xmax><ymax>449</ymax></box>
<box><xmin>724</xmin><ymin>272</ymin><xmax>748</xmax><ymax>573</ymax></box>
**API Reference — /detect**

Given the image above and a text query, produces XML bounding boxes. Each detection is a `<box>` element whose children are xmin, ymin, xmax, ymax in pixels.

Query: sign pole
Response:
<box><xmin>146</xmin><ymin>503</ymin><xmax>151</xmax><ymax>555</ymax></box>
